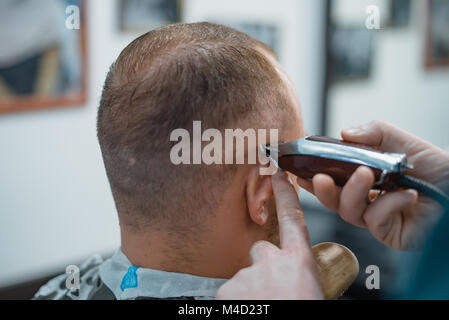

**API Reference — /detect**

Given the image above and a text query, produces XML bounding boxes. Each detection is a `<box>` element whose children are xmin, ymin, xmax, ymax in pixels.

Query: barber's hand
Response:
<box><xmin>216</xmin><ymin>172</ymin><xmax>323</xmax><ymax>300</ymax></box>
<box><xmin>298</xmin><ymin>120</ymin><xmax>449</xmax><ymax>251</ymax></box>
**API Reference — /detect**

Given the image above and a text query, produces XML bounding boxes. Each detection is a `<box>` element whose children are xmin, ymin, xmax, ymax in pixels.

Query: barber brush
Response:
<box><xmin>312</xmin><ymin>242</ymin><xmax>359</xmax><ymax>300</ymax></box>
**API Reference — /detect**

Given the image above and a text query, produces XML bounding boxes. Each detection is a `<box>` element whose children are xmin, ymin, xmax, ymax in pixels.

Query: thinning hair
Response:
<box><xmin>97</xmin><ymin>22</ymin><xmax>294</xmax><ymax>231</ymax></box>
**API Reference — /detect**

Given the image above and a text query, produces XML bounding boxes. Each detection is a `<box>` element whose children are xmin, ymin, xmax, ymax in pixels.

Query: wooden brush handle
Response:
<box><xmin>312</xmin><ymin>242</ymin><xmax>359</xmax><ymax>300</ymax></box>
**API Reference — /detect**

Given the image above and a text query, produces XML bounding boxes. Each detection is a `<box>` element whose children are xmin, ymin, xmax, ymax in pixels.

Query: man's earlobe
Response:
<box><xmin>246</xmin><ymin>168</ymin><xmax>273</xmax><ymax>226</ymax></box>
<box><xmin>256</xmin><ymin>201</ymin><xmax>268</xmax><ymax>225</ymax></box>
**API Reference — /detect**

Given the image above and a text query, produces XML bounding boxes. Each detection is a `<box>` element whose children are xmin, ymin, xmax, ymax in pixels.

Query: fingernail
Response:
<box><xmin>405</xmin><ymin>189</ymin><xmax>418</xmax><ymax>199</ymax></box>
<box><xmin>344</xmin><ymin>127</ymin><xmax>363</xmax><ymax>135</ymax></box>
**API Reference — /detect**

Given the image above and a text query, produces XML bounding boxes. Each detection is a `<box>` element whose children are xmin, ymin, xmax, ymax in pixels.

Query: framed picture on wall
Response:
<box><xmin>328</xmin><ymin>26</ymin><xmax>373</xmax><ymax>81</ymax></box>
<box><xmin>390</xmin><ymin>0</ymin><xmax>411</xmax><ymax>27</ymax></box>
<box><xmin>425</xmin><ymin>0</ymin><xmax>449</xmax><ymax>68</ymax></box>
<box><xmin>0</xmin><ymin>0</ymin><xmax>88</xmax><ymax>114</ymax></box>
<box><xmin>120</xmin><ymin>0</ymin><xmax>181</xmax><ymax>32</ymax></box>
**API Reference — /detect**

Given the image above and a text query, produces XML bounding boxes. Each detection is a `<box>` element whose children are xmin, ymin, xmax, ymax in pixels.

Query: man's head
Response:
<box><xmin>97</xmin><ymin>22</ymin><xmax>305</xmax><ymax>277</ymax></box>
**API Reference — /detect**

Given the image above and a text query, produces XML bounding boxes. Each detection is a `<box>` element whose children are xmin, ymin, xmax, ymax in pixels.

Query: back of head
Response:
<box><xmin>97</xmin><ymin>22</ymin><xmax>293</xmax><ymax>232</ymax></box>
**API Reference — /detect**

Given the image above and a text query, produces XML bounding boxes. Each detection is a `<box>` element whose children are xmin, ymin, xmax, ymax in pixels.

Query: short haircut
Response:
<box><xmin>97</xmin><ymin>22</ymin><xmax>294</xmax><ymax>231</ymax></box>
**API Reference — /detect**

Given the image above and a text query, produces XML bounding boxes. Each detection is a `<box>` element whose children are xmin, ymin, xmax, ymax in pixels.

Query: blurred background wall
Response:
<box><xmin>0</xmin><ymin>0</ymin><xmax>448</xmax><ymax>299</ymax></box>
<box><xmin>0</xmin><ymin>0</ymin><xmax>325</xmax><ymax>291</ymax></box>
<box><xmin>326</xmin><ymin>0</ymin><xmax>449</xmax><ymax>149</ymax></box>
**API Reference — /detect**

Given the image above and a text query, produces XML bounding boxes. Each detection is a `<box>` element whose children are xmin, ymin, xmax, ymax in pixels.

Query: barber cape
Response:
<box><xmin>33</xmin><ymin>249</ymin><xmax>227</xmax><ymax>300</ymax></box>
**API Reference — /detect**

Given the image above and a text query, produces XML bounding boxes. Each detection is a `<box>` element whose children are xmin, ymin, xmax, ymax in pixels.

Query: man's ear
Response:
<box><xmin>245</xmin><ymin>167</ymin><xmax>273</xmax><ymax>226</ymax></box>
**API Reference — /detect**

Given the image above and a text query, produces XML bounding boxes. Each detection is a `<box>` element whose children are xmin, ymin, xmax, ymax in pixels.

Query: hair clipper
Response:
<box><xmin>261</xmin><ymin>135</ymin><xmax>449</xmax><ymax>207</ymax></box>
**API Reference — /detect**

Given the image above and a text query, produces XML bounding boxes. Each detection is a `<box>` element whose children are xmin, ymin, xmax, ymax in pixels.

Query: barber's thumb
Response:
<box><xmin>341</xmin><ymin>121</ymin><xmax>382</xmax><ymax>146</ymax></box>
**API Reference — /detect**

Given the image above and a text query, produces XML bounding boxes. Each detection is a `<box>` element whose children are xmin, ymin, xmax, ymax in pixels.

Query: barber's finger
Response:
<box><xmin>338</xmin><ymin>166</ymin><xmax>375</xmax><ymax>228</ymax></box>
<box><xmin>272</xmin><ymin>171</ymin><xmax>311</xmax><ymax>250</ymax></box>
<box><xmin>312</xmin><ymin>174</ymin><xmax>341</xmax><ymax>213</ymax></box>
<box><xmin>341</xmin><ymin>120</ymin><xmax>420</xmax><ymax>152</ymax></box>
<box><xmin>363</xmin><ymin>190</ymin><xmax>418</xmax><ymax>246</ymax></box>
<box><xmin>250</xmin><ymin>240</ymin><xmax>279</xmax><ymax>263</ymax></box>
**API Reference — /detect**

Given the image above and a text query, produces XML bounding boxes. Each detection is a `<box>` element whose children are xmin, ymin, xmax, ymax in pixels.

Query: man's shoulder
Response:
<box><xmin>33</xmin><ymin>254</ymin><xmax>116</xmax><ymax>300</ymax></box>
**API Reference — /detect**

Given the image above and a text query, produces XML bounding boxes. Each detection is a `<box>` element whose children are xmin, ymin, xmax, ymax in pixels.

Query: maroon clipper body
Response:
<box><xmin>261</xmin><ymin>135</ymin><xmax>412</xmax><ymax>192</ymax></box>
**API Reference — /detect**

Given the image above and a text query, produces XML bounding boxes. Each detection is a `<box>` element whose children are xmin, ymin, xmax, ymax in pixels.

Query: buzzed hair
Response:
<box><xmin>97</xmin><ymin>22</ymin><xmax>294</xmax><ymax>231</ymax></box>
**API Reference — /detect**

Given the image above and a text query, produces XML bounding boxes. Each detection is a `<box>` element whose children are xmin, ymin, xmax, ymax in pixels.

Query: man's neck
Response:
<box><xmin>120</xmin><ymin>226</ymin><xmax>247</xmax><ymax>279</ymax></box>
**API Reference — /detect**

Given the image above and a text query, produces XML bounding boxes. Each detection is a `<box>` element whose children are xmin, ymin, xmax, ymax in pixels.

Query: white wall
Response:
<box><xmin>327</xmin><ymin>0</ymin><xmax>449</xmax><ymax>149</ymax></box>
<box><xmin>0</xmin><ymin>0</ymin><xmax>128</xmax><ymax>287</ymax></box>
<box><xmin>0</xmin><ymin>0</ymin><xmax>325</xmax><ymax>288</ymax></box>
